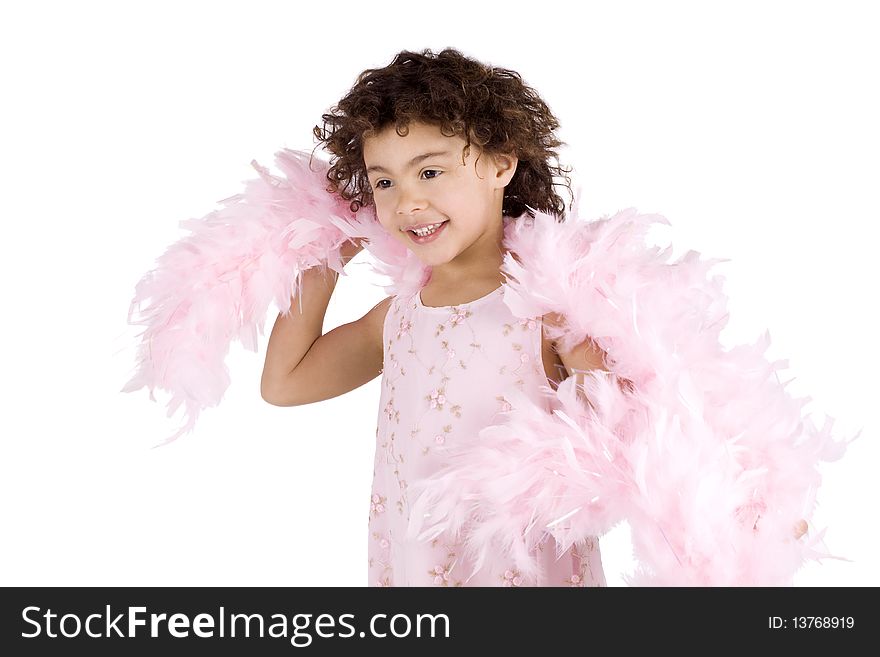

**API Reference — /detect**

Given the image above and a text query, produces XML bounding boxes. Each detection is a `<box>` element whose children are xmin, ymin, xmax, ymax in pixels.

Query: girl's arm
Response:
<box><xmin>260</xmin><ymin>264</ymin><xmax>339</xmax><ymax>404</ymax></box>
<box><xmin>552</xmin><ymin>319</ymin><xmax>807</xmax><ymax>541</ymax></box>
<box><xmin>260</xmin><ymin>239</ymin><xmax>391</xmax><ymax>407</ymax></box>
<box><xmin>545</xmin><ymin>311</ymin><xmax>632</xmax><ymax>404</ymax></box>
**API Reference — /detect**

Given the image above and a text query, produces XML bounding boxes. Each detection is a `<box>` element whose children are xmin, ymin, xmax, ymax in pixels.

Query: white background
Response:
<box><xmin>1</xmin><ymin>0</ymin><xmax>875</xmax><ymax>587</ymax></box>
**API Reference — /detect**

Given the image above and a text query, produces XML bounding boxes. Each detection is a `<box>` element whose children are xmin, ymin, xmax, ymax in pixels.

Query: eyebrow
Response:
<box><xmin>365</xmin><ymin>150</ymin><xmax>453</xmax><ymax>175</ymax></box>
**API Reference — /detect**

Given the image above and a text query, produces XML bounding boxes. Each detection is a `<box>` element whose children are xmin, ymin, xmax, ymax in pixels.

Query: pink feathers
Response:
<box><xmin>123</xmin><ymin>150</ymin><xmax>370</xmax><ymax>446</ymax></box>
<box><xmin>124</xmin><ymin>148</ymin><xmax>855</xmax><ymax>584</ymax></box>
<box><xmin>407</xmin><ymin>195</ymin><xmax>857</xmax><ymax>585</ymax></box>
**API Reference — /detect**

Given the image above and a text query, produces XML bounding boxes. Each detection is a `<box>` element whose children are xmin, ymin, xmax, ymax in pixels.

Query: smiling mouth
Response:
<box><xmin>404</xmin><ymin>221</ymin><xmax>447</xmax><ymax>237</ymax></box>
<box><xmin>403</xmin><ymin>220</ymin><xmax>449</xmax><ymax>243</ymax></box>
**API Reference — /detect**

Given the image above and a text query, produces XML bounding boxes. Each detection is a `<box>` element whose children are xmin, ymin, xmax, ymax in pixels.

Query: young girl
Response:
<box><xmin>128</xmin><ymin>48</ymin><xmax>838</xmax><ymax>588</ymax></box>
<box><xmin>259</xmin><ymin>49</ymin><xmax>608</xmax><ymax>586</ymax></box>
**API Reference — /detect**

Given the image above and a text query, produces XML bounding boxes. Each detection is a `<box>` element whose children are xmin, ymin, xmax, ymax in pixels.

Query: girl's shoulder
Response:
<box><xmin>362</xmin><ymin>294</ymin><xmax>395</xmax><ymax>346</ymax></box>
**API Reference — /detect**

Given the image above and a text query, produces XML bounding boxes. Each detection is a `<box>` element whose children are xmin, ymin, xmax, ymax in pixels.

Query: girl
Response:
<box><xmin>260</xmin><ymin>49</ymin><xmax>609</xmax><ymax>586</ymax></box>
<box><xmin>127</xmin><ymin>48</ymin><xmax>837</xmax><ymax>588</ymax></box>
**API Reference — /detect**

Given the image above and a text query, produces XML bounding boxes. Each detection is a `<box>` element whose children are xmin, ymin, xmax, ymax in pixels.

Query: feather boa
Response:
<box><xmin>405</xmin><ymin>203</ymin><xmax>856</xmax><ymax>585</ymax></box>
<box><xmin>124</xmin><ymin>149</ymin><xmax>855</xmax><ymax>585</ymax></box>
<box><xmin>123</xmin><ymin>149</ymin><xmax>428</xmax><ymax>447</ymax></box>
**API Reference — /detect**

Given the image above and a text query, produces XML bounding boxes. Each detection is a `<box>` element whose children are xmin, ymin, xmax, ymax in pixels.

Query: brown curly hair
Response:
<box><xmin>311</xmin><ymin>48</ymin><xmax>573</xmax><ymax>221</ymax></box>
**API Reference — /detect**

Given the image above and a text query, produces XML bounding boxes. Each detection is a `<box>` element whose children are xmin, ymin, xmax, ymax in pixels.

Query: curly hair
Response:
<box><xmin>311</xmin><ymin>48</ymin><xmax>573</xmax><ymax>221</ymax></box>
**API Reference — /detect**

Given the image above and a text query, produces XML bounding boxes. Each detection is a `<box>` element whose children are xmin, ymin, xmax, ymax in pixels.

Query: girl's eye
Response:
<box><xmin>373</xmin><ymin>169</ymin><xmax>442</xmax><ymax>190</ymax></box>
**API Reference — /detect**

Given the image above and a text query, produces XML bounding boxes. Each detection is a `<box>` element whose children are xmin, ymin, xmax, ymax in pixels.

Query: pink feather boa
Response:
<box><xmin>124</xmin><ymin>149</ymin><xmax>855</xmax><ymax>585</ymax></box>
<box><xmin>123</xmin><ymin>150</ymin><xmax>430</xmax><ymax>446</ymax></box>
<box><xmin>406</xmin><ymin>203</ymin><xmax>856</xmax><ymax>585</ymax></box>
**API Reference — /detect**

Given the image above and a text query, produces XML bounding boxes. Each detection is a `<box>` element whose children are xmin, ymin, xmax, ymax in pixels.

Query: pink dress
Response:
<box><xmin>368</xmin><ymin>284</ymin><xmax>607</xmax><ymax>587</ymax></box>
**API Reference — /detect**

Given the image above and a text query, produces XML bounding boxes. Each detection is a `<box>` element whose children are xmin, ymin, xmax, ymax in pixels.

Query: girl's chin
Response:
<box><xmin>412</xmin><ymin>252</ymin><xmax>450</xmax><ymax>266</ymax></box>
<box><xmin>401</xmin><ymin>236</ymin><xmax>450</xmax><ymax>259</ymax></box>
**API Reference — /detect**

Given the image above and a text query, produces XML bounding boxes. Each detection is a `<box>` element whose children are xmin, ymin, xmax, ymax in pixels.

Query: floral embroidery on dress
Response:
<box><xmin>425</xmin><ymin>538</ymin><xmax>466</xmax><ymax>587</ymax></box>
<box><xmin>501</xmin><ymin>569</ymin><xmax>524</xmax><ymax>587</ymax></box>
<box><xmin>440</xmin><ymin>340</ymin><xmax>456</xmax><ymax>362</ymax></box>
<box><xmin>368</xmin><ymin>287</ymin><xmax>606</xmax><ymax>587</ymax></box>
<box><xmin>429</xmin><ymin>564</ymin><xmax>457</xmax><ymax>586</ymax></box>
<box><xmin>569</xmin><ymin>537</ymin><xmax>607</xmax><ymax>587</ymax></box>
<box><xmin>449</xmin><ymin>307</ymin><xmax>470</xmax><ymax>327</ymax></box>
<box><xmin>397</xmin><ymin>317</ymin><xmax>412</xmax><ymax>339</ymax></box>
<box><xmin>370</xmin><ymin>493</ymin><xmax>386</xmax><ymax>517</ymax></box>
<box><xmin>428</xmin><ymin>388</ymin><xmax>446</xmax><ymax>409</ymax></box>
<box><xmin>370</xmin><ymin>529</ymin><xmax>394</xmax><ymax>587</ymax></box>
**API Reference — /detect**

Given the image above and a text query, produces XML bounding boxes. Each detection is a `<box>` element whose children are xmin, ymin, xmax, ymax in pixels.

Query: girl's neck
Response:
<box><xmin>426</xmin><ymin>228</ymin><xmax>507</xmax><ymax>290</ymax></box>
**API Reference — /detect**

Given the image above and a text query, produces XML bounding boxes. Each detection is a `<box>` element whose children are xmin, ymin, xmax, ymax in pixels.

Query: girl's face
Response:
<box><xmin>362</xmin><ymin>121</ymin><xmax>517</xmax><ymax>272</ymax></box>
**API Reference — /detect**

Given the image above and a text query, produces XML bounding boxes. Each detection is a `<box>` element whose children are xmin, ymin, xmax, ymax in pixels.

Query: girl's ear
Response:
<box><xmin>492</xmin><ymin>152</ymin><xmax>519</xmax><ymax>188</ymax></box>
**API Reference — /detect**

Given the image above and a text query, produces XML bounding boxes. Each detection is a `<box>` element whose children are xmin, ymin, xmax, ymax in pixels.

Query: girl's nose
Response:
<box><xmin>395</xmin><ymin>184</ymin><xmax>427</xmax><ymax>216</ymax></box>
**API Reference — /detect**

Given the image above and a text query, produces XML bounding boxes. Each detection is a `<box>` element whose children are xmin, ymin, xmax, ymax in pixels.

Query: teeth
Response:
<box><xmin>410</xmin><ymin>222</ymin><xmax>444</xmax><ymax>237</ymax></box>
